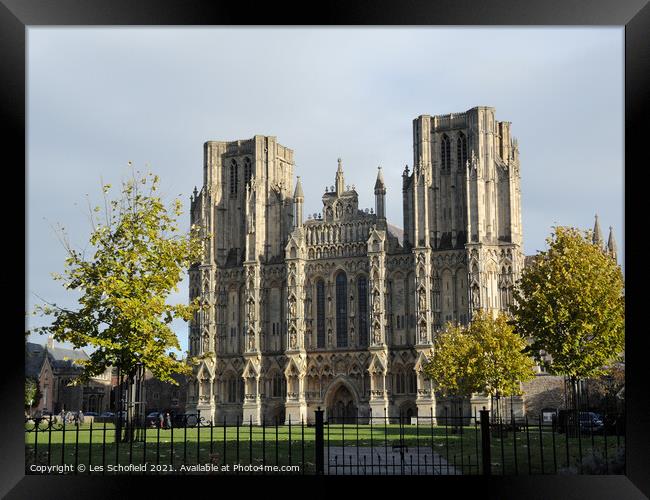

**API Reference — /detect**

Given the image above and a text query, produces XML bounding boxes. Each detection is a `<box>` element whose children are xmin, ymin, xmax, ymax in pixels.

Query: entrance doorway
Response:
<box><xmin>327</xmin><ymin>384</ymin><xmax>358</xmax><ymax>424</ymax></box>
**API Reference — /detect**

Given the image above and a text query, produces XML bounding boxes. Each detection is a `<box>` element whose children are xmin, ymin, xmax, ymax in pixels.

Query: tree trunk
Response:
<box><xmin>124</xmin><ymin>372</ymin><xmax>138</xmax><ymax>443</ymax></box>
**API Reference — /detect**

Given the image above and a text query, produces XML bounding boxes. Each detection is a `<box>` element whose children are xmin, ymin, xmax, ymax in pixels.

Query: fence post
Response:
<box><xmin>315</xmin><ymin>407</ymin><xmax>324</xmax><ymax>475</ymax></box>
<box><xmin>480</xmin><ymin>407</ymin><xmax>491</xmax><ymax>476</ymax></box>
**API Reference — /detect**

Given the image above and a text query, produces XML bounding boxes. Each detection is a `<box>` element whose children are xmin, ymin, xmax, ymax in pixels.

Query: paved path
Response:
<box><xmin>325</xmin><ymin>446</ymin><xmax>461</xmax><ymax>475</ymax></box>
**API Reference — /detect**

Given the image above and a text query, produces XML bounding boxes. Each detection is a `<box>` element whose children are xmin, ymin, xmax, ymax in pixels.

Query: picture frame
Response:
<box><xmin>3</xmin><ymin>0</ymin><xmax>647</xmax><ymax>497</ymax></box>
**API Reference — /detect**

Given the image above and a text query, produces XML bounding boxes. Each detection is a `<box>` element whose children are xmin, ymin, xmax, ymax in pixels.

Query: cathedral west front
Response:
<box><xmin>186</xmin><ymin>106</ymin><xmax>525</xmax><ymax>425</ymax></box>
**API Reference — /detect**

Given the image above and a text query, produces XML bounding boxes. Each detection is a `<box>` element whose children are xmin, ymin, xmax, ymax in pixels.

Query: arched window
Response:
<box><xmin>407</xmin><ymin>371</ymin><xmax>417</xmax><ymax>394</ymax></box>
<box><xmin>227</xmin><ymin>375</ymin><xmax>237</xmax><ymax>403</ymax></box>
<box><xmin>272</xmin><ymin>373</ymin><xmax>284</xmax><ymax>397</ymax></box>
<box><xmin>357</xmin><ymin>276</ymin><xmax>368</xmax><ymax>347</ymax></box>
<box><xmin>244</xmin><ymin>157</ymin><xmax>252</xmax><ymax>186</ymax></box>
<box><xmin>457</xmin><ymin>132</ymin><xmax>468</xmax><ymax>168</ymax></box>
<box><xmin>441</xmin><ymin>134</ymin><xmax>451</xmax><ymax>171</ymax></box>
<box><xmin>316</xmin><ymin>280</ymin><xmax>326</xmax><ymax>348</ymax></box>
<box><xmin>395</xmin><ymin>370</ymin><xmax>404</xmax><ymax>394</ymax></box>
<box><xmin>336</xmin><ymin>272</ymin><xmax>348</xmax><ymax>347</ymax></box>
<box><xmin>229</xmin><ymin>159</ymin><xmax>238</xmax><ymax>195</ymax></box>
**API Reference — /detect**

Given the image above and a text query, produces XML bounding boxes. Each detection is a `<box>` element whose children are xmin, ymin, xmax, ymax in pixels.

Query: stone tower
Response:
<box><xmin>405</xmin><ymin>106</ymin><xmax>524</xmax><ymax>416</ymax></box>
<box><xmin>187</xmin><ymin>136</ymin><xmax>294</xmax><ymax>422</ymax></box>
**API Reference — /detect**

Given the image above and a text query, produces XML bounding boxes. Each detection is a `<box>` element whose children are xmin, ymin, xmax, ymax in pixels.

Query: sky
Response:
<box><xmin>26</xmin><ymin>27</ymin><xmax>624</xmax><ymax>356</ymax></box>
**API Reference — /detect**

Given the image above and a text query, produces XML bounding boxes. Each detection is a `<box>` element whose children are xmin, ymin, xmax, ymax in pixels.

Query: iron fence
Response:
<box><xmin>25</xmin><ymin>408</ymin><xmax>625</xmax><ymax>475</ymax></box>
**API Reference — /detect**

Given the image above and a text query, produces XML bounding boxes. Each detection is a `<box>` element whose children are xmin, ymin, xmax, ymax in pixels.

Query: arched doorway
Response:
<box><xmin>327</xmin><ymin>384</ymin><xmax>358</xmax><ymax>424</ymax></box>
<box><xmin>399</xmin><ymin>401</ymin><xmax>418</xmax><ymax>423</ymax></box>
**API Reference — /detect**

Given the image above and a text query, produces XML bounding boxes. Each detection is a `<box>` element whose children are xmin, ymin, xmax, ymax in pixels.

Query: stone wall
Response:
<box><xmin>522</xmin><ymin>373</ymin><xmax>566</xmax><ymax>417</ymax></box>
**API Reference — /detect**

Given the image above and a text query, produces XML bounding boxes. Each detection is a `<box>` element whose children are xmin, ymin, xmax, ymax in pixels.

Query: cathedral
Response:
<box><xmin>186</xmin><ymin>106</ymin><xmax>527</xmax><ymax>425</ymax></box>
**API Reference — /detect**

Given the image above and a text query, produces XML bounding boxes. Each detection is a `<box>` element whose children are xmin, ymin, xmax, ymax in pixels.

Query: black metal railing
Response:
<box><xmin>25</xmin><ymin>408</ymin><xmax>625</xmax><ymax>475</ymax></box>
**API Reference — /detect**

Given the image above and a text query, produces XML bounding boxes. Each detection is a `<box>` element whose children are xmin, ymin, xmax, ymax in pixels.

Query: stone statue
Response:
<box><xmin>373</xmin><ymin>324</ymin><xmax>381</xmax><ymax>344</ymax></box>
<box><xmin>372</xmin><ymin>290</ymin><xmax>381</xmax><ymax>314</ymax></box>
<box><xmin>418</xmin><ymin>289</ymin><xmax>426</xmax><ymax>311</ymax></box>
<box><xmin>289</xmin><ymin>298</ymin><xmax>296</xmax><ymax>318</ymax></box>
<box><xmin>247</xmin><ymin>297</ymin><xmax>255</xmax><ymax>323</ymax></box>
<box><xmin>472</xmin><ymin>286</ymin><xmax>480</xmax><ymax>308</ymax></box>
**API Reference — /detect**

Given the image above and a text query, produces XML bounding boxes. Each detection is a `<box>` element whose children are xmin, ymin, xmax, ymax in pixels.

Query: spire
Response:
<box><xmin>335</xmin><ymin>157</ymin><xmax>345</xmax><ymax>194</ymax></box>
<box><xmin>374</xmin><ymin>166</ymin><xmax>386</xmax><ymax>219</ymax></box>
<box><xmin>293</xmin><ymin>176</ymin><xmax>304</xmax><ymax>199</ymax></box>
<box><xmin>608</xmin><ymin>226</ymin><xmax>618</xmax><ymax>258</ymax></box>
<box><xmin>294</xmin><ymin>176</ymin><xmax>304</xmax><ymax>228</ymax></box>
<box><xmin>592</xmin><ymin>214</ymin><xmax>603</xmax><ymax>246</ymax></box>
<box><xmin>374</xmin><ymin>166</ymin><xmax>386</xmax><ymax>193</ymax></box>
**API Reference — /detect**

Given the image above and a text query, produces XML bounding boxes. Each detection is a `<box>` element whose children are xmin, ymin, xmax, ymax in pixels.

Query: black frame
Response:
<box><xmin>4</xmin><ymin>0</ymin><xmax>647</xmax><ymax>497</ymax></box>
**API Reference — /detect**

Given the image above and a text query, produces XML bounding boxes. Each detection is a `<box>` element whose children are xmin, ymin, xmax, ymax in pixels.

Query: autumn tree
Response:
<box><xmin>425</xmin><ymin>312</ymin><xmax>536</xmax><ymax>427</ymax></box>
<box><xmin>511</xmin><ymin>226</ymin><xmax>625</xmax><ymax>412</ymax></box>
<box><xmin>34</xmin><ymin>168</ymin><xmax>207</xmax><ymax>439</ymax></box>
<box><xmin>467</xmin><ymin>310</ymin><xmax>536</xmax><ymax>422</ymax></box>
<box><xmin>424</xmin><ymin>322</ymin><xmax>477</xmax><ymax>431</ymax></box>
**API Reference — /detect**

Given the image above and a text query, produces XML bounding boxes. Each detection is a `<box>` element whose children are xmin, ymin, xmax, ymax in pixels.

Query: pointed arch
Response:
<box><xmin>335</xmin><ymin>270</ymin><xmax>348</xmax><ymax>347</ymax></box>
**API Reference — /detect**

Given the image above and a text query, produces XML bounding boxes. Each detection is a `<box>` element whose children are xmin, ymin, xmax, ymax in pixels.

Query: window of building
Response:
<box><xmin>358</xmin><ymin>276</ymin><xmax>368</xmax><ymax>347</ymax></box>
<box><xmin>272</xmin><ymin>374</ymin><xmax>283</xmax><ymax>397</ymax></box>
<box><xmin>441</xmin><ymin>134</ymin><xmax>451</xmax><ymax>170</ymax></box>
<box><xmin>316</xmin><ymin>280</ymin><xmax>326</xmax><ymax>348</ymax></box>
<box><xmin>227</xmin><ymin>377</ymin><xmax>237</xmax><ymax>403</ymax></box>
<box><xmin>336</xmin><ymin>272</ymin><xmax>348</xmax><ymax>347</ymax></box>
<box><xmin>229</xmin><ymin>159</ymin><xmax>238</xmax><ymax>195</ymax></box>
<box><xmin>244</xmin><ymin>157</ymin><xmax>252</xmax><ymax>186</ymax></box>
<box><xmin>407</xmin><ymin>371</ymin><xmax>417</xmax><ymax>394</ymax></box>
<box><xmin>457</xmin><ymin>132</ymin><xmax>468</xmax><ymax>168</ymax></box>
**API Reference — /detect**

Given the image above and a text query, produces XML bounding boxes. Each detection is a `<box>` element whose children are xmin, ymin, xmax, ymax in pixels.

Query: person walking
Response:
<box><xmin>159</xmin><ymin>411</ymin><xmax>165</xmax><ymax>429</ymax></box>
<box><xmin>165</xmin><ymin>412</ymin><xmax>172</xmax><ymax>430</ymax></box>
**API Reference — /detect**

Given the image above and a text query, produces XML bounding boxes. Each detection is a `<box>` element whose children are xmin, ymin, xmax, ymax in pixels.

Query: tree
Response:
<box><xmin>25</xmin><ymin>377</ymin><xmax>42</xmax><ymax>415</ymax></box>
<box><xmin>424</xmin><ymin>312</ymin><xmax>536</xmax><ymax>427</ymax></box>
<box><xmin>34</xmin><ymin>168</ymin><xmax>207</xmax><ymax>439</ymax></box>
<box><xmin>467</xmin><ymin>310</ymin><xmax>536</xmax><ymax>422</ymax></box>
<box><xmin>424</xmin><ymin>322</ymin><xmax>479</xmax><ymax>432</ymax></box>
<box><xmin>511</xmin><ymin>226</ymin><xmax>625</xmax><ymax>413</ymax></box>
<box><xmin>424</xmin><ymin>322</ymin><xmax>478</xmax><ymax>398</ymax></box>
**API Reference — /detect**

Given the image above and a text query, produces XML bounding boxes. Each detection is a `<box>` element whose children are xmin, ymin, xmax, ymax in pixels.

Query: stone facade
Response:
<box><xmin>187</xmin><ymin>107</ymin><xmax>526</xmax><ymax>424</ymax></box>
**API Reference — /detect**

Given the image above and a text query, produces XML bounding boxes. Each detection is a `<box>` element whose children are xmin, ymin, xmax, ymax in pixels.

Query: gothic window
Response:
<box><xmin>396</xmin><ymin>370</ymin><xmax>405</xmax><ymax>394</ymax></box>
<box><xmin>316</xmin><ymin>280</ymin><xmax>326</xmax><ymax>348</ymax></box>
<box><xmin>407</xmin><ymin>371</ymin><xmax>417</xmax><ymax>394</ymax></box>
<box><xmin>336</xmin><ymin>272</ymin><xmax>348</xmax><ymax>348</ymax></box>
<box><xmin>229</xmin><ymin>159</ymin><xmax>238</xmax><ymax>195</ymax></box>
<box><xmin>441</xmin><ymin>134</ymin><xmax>451</xmax><ymax>171</ymax></box>
<box><xmin>358</xmin><ymin>276</ymin><xmax>368</xmax><ymax>347</ymax></box>
<box><xmin>227</xmin><ymin>375</ymin><xmax>237</xmax><ymax>403</ymax></box>
<box><xmin>244</xmin><ymin>157</ymin><xmax>252</xmax><ymax>186</ymax></box>
<box><xmin>396</xmin><ymin>316</ymin><xmax>401</xmax><ymax>330</ymax></box>
<box><xmin>272</xmin><ymin>373</ymin><xmax>284</xmax><ymax>397</ymax></box>
<box><xmin>457</xmin><ymin>132</ymin><xmax>468</xmax><ymax>168</ymax></box>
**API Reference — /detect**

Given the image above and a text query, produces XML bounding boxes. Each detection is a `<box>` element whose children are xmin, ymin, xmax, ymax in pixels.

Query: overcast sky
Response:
<box><xmin>26</xmin><ymin>27</ymin><xmax>624</xmax><ymax>355</ymax></box>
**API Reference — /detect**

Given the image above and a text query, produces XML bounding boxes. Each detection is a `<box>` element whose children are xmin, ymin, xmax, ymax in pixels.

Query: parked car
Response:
<box><xmin>146</xmin><ymin>411</ymin><xmax>163</xmax><ymax>427</ymax></box>
<box><xmin>99</xmin><ymin>411</ymin><xmax>114</xmax><ymax>418</ymax></box>
<box><xmin>579</xmin><ymin>412</ymin><xmax>604</xmax><ymax>434</ymax></box>
<box><xmin>83</xmin><ymin>412</ymin><xmax>99</xmax><ymax>417</ymax></box>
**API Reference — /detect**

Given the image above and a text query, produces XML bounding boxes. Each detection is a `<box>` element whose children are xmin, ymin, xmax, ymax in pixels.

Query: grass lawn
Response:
<box><xmin>25</xmin><ymin>421</ymin><xmax>624</xmax><ymax>475</ymax></box>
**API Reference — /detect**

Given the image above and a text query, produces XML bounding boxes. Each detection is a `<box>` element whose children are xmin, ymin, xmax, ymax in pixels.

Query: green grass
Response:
<box><xmin>25</xmin><ymin>422</ymin><xmax>624</xmax><ymax>475</ymax></box>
